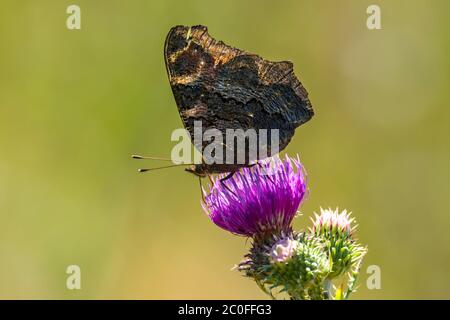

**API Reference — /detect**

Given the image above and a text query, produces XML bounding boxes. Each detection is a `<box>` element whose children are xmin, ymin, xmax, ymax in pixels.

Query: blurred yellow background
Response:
<box><xmin>0</xmin><ymin>0</ymin><xmax>449</xmax><ymax>299</ymax></box>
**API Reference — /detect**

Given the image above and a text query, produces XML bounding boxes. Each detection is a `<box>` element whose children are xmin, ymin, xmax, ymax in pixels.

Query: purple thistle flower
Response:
<box><xmin>202</xmin><ymin>155</ymin><xmax>308</xmax><ymax>238</ymax></box>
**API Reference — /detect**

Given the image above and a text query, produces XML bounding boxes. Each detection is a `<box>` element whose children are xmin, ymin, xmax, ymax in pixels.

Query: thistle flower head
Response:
<box><xmin>311</xmin><ymin>208</ymin><xmax>355</xmax><ymax>238</ymax></box>
<box><xmin>202</xmin><ymin>155</ymin><xmax>307</xmax><ymax>237</ymax></box>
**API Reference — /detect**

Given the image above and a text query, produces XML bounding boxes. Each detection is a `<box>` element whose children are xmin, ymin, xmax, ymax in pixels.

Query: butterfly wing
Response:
<box><xmin>164</xmin><ymin>25</ymin><xmax>313</xmax><ymax>163</ymax></box>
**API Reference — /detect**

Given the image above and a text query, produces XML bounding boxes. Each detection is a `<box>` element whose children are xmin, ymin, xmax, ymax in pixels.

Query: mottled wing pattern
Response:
<box><xmin>164</xmin><ymin>25</ymin><xmax>313</xmax><ymax>163</ymax></box>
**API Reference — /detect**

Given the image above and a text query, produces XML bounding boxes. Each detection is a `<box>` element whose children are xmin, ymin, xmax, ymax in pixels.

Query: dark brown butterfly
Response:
<box><xmin>134</xmin><ymin>25</ymin><xmax>313</xmax><ymax>182</ymax></box>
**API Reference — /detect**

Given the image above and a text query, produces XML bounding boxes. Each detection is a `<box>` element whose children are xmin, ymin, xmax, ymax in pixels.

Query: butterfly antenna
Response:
<box><xmin>199</xmin><ymin>177</ymin><xmax>205</xmax><ymax>203</ymax></box>
<box><xmin>137</xmin><ymin>163</ymin><xmax>191</xmax><ymax>173</ymax></box>
<box><xmin>132</xmin><ymin>155</ymin><xmax>173</xmax><ymax>161</ymax></box>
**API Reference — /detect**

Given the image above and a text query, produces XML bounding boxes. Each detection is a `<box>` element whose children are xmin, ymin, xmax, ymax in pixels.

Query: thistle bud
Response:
<box><xmin>310</xmin><ymin>208</ymin><xmax>366</xmax><ymax>279</ymax></box>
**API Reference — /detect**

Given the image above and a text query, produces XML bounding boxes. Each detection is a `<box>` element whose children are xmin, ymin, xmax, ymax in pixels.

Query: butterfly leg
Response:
<box><xmin>199</xmin><ymin>176</ymin><xmax>205</xmax><ymax>203</ymax></box>
<box><xmin>206</xmin><ymin>174</ymin><xmax>236</xmax><ymax>196</ymax></box>
<box><xmin>255</xmin><ymin>161</ymin><xmax>275</xmax><ymax>185</ymax></box>
<box><xmin>219</xmin><ymin>172</ymin><xmax>238</xmax><ymax>197</ymax></box>
<box><xmin>220</xmin><ymin>171</ymin><xmax>235</xmax><ymax>182</ymax></box>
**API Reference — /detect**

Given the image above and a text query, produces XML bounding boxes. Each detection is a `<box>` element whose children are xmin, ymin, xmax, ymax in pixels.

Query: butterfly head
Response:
<box><xmin>184</xmin><ymin>164</ymin><xmax>208</xmax><ymax>178</ymax></box>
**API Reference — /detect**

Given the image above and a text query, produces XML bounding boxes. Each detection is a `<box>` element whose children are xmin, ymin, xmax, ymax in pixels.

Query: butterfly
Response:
<box><xmin>134</xmin><ymin>25</ymin><xmax>313</xmax><ymax>185</ymax></box>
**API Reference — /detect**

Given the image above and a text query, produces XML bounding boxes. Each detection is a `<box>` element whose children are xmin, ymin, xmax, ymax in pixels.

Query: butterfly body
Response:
<box><xmin>185</xmin><ymin>163</ymin><xmax>255</xmax><ymax>177</ymax></box>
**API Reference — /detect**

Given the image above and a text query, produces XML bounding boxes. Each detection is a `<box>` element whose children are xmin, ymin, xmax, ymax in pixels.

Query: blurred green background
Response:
<box><xmin>1</xmin><ymin>0</ymin><xmax>449</xmax><ymax>299</ymax></box>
